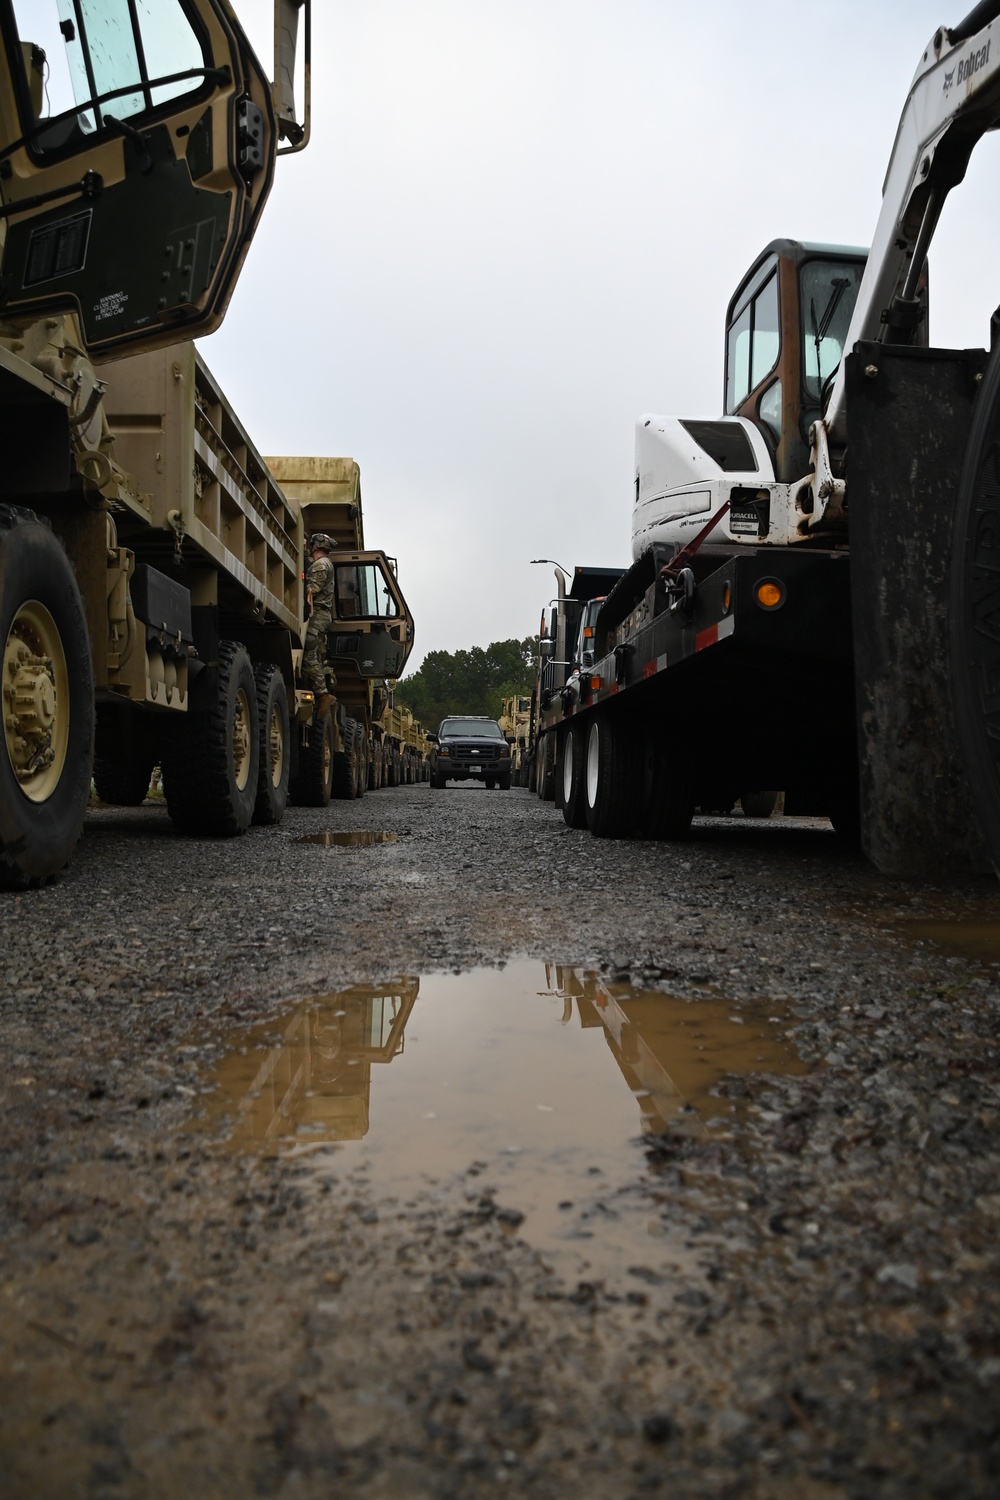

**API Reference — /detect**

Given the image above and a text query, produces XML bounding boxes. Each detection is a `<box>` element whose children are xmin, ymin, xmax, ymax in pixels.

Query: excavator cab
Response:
<box><xmin>0</xmin><ymin>0</ymin><xmax>307</xmax><ymax>357</ymax></box>
<box><xmin>723</xmin><ymin>240</ymin><xmax>869</xmax><ymax>483</ymax></box>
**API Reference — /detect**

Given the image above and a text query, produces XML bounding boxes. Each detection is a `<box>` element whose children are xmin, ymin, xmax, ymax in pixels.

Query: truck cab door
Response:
<box><xmin>0</xmin><ymin>0</ymin><xmax>279</xmax><ymax>357</ymax></box>
<box><xmin>327</xmin><ymin>554</ymin><xmax>415</xmax><ymax>682</ymax></box>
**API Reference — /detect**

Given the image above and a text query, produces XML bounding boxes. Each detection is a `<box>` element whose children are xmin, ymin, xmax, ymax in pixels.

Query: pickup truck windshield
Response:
<box><xmin>441</xmin><ymin>720</ymin><xmax>503</xmax><ymax>739</ymax></box>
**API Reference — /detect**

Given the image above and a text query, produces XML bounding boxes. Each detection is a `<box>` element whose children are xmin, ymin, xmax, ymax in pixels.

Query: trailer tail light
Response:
<box><xmin>754</xmin><ymin>579</ymin><xmax>785</xmax><ymax>610</ymax></box>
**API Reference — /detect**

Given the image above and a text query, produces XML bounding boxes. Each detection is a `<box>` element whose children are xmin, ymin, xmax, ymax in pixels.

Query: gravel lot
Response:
<box><xmin>3</xmin><ymin>782</ymin><xmax>1000</xmax><ymax>1499</ymax></box>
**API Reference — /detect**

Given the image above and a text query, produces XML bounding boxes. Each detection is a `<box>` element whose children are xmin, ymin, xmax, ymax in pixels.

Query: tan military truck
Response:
<box><xmin>498</xmin><ymin>693</ymin><xmax>533</xmax><ymax>785</ymax></box>
<box><xmin>0</xmin><ymin>1</ymin><xmax>317</xmax><ymax>886</ymax></box>
<box><xmin>267</xmin><ymin>456</ymin><xmax>416</xmax><ymax>794</ymax></box>
<box><xmin>381</xmin><ymin>701</ymin><xmax>429</xmax><ymax>785</ymax></box>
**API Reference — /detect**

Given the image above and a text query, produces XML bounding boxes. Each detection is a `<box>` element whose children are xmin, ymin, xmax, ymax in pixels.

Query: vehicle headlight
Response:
<box><xmin>439</xmin><ymin>746</ymin><xmax>450</xmax><ymax>756</ymax></box>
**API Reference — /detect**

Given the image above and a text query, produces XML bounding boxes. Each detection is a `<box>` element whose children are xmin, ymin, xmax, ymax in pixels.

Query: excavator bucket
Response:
<box><xmin>0</xmin><ymin>0</ymin><xmax>279</xmax><ymax>357</ymax></box>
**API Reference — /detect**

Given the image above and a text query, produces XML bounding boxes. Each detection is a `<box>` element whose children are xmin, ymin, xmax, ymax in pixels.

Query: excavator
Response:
<box><xmin>541</xmin><ymin>1</ymin><xmax>1000</xmax><ymax>877</ymax></box>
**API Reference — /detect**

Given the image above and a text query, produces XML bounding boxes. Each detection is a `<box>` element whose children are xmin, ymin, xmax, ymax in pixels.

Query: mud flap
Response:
<box><xmin>847</xmin><ymin>342</ymin><xmax>990</xmax><ymax>876</ymax></box>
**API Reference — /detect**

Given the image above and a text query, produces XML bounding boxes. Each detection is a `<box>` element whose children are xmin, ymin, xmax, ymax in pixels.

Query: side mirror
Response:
<box><xmin>426</xmin><ymin>733</ymin><xmax>438</xmax><ymax>744</ymax></box>
<box><xmin>505</xmin><ymin>735</ymin><xmax>515</xmax><ymax>745</ymax></box>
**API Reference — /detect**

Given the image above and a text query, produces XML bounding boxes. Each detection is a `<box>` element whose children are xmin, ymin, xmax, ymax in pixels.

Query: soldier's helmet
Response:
<box><xmin>309</xmin><ymin>533</ymin><xmax>336</xmax><ymax>553</ymax></box>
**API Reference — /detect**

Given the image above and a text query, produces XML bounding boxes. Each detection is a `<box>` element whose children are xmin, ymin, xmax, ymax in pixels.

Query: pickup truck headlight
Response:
<box><xmin>438</xmin><ymin>746</ymin><xmax>450</xmax><ymax>756</ymax></box>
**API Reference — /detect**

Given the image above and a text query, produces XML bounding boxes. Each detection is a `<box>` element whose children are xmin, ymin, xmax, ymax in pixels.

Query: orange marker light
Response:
<box><xmin>722</xmin><ymin>582</ymin><xmax>732</xmax><ymax>614</ymax></box>
<box><xmin>591</xmin><ymin>675</ymin><xmax>602</xmax><ymax>692</ymax></box>
<box><xmin>755</xmin><ymin>579</ymin><xmax>785</xmax><ymax>610</ymax></box>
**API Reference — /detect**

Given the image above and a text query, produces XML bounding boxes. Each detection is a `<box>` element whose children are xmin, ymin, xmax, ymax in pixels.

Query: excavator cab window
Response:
<box><xmin>800</xmin><ymin>257</ymin><xmax>865</xmax><ymax>409</ymax></box>
<box><xmin>10</xmin><ymin>0</ymin><xmax>209</xmax><ymax>157</ymax></box>
<box><xmin>725</xmin><ymin>257</ymin><xmax>779</xmax><ymax>414</ymax></box>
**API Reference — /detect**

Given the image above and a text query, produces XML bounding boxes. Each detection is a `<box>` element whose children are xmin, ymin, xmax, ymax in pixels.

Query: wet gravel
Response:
<box><xmin>3</xmin><ymin>784</ymin><xmax>1000</xmax><ymax>1498</ymax></box>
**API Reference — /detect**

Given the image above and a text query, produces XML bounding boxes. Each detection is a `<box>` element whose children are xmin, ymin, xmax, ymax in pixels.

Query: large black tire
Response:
<box><xmin>559</xmin><ymin>723</ymin><xmax>588</xmax><ymax>828</ymax></box>
<box><xmin>584</xmin><ymin>714</ymin><xmax>640</xmax><ymax>838</ymax></box>
<box><xmin>291</xmin><ymin>704</ymin><xmax>335</xmax><ymax>807</ymax></box>
<box><xmin>433</xmin><ymin>765</ymin><xmax>447</xmax><ymax>789</ymax></box>
<box><xmin>355</xmin><ymin>730</ymin><xmax>368</xmax><ymax>800</ymax></box>
<box><xmin>952</xmin><ymin>340</ymin><xmax>1000</xmax><ymax>871</ymax></box>
<box><xmin>93</xmin><ymin>749</ymin><xmax>154</xmax><ymax>807</ymax></box>
<box><xmin>0</xmin><ymin>507</ymin><xmax>94</xmax><ymax>887</ymax></box>
<box><xmin>332</xmin><ymin>717</ymin><xmax>360</xmax><ymax>799</ymax></box>
<box><xmin>536</xmin><ymin>733</ymin><xmax>556</xmax><ymax>801</ymax></box>
<box><xmin>641</xmin><ymin>739</ymin><xmax>695</xmax><ymax>840</ymax></box>
<box><xmin>162</xmin><ymin>640</ymin><xmax>259</xmax><ymax>836</ymax></box>
<box><xmin>368</xmin><ymin>740</ymin><xmax>382</xmax><ymax>791</ymax></box>
<box><xmin>253</xmin><ymin>664</ymin><xmax>290</xmax><ymax>826</ymax></box>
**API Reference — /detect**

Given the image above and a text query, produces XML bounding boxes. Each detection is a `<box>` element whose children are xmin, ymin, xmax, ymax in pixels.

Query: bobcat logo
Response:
<box><xmin>943</xmin><ymin>67</ymin><xmax>955</xmax><ymax>92</ymax></box>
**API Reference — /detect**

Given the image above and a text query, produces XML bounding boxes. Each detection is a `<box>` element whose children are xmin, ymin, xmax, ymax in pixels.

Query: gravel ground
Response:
<box><xmin>3</xmin><ymin>782</ymin><xmax>1000</xmax><ymax>1499</ymax></box>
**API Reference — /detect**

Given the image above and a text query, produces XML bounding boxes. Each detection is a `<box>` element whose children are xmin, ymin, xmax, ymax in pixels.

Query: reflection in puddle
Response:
<box><xmin>202</xmin><ymin>981</ymin><xmax>418</xmax><ymax>1145</ymax></box>
<box><xmin>296</xmin><ymin>831</ymin><xmax>397</xmax><ymax>847</ymax></box>
<box><xmin>197</xmin><ymin>963</ymin><xmax>804</xmax><ymax>1283</ymax></box>
<box><xmin>901</xmin><ymin>915</ymin><xmax>1000</xmax><ymax>968</ymax></box>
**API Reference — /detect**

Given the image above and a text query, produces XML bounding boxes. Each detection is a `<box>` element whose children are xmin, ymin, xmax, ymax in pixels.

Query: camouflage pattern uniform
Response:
<box><xmin>302</xmin><ymin>551</ymin><xmax>336</xmax><ymax>694</ymax></box>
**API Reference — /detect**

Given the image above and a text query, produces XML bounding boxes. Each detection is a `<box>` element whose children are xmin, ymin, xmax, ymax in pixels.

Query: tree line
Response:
<box><xmin>395</xmin><ymin>637</ymin><xmax>536</xmax><ymax>728</ymax></box>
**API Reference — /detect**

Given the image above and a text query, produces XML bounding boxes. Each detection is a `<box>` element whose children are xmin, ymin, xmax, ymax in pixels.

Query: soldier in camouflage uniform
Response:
<box><xmin>302</xmin><ymin>533</ymin><xmax>337</xmax><ymax>711</ymax></box>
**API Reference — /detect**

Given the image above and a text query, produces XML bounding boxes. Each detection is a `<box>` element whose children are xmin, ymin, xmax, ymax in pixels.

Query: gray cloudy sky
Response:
<box><xmin>201</xmin><ymin>0</ymin><xmax>1000</xmax><ymax>673</ymax></box>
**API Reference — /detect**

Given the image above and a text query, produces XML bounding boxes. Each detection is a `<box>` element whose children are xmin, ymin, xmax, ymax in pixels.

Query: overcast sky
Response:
<box><xmin>200</xmin><ymin>0</ymin><xmax>1000</xmax><ymax>673</ymax></box>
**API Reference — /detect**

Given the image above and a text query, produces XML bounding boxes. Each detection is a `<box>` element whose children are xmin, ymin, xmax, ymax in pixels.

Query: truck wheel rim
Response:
<box><xmin>3</xmin><ymin>600</ymin><xmax>70</xmax><ymax>804</ymax></box>
<box><xmin>232</xmin><ymin>687</ymin><xmax>252</xmax><ymax>792</ymax></box>
<box><xmin>267</xmin><ymin>701</ymin><xmax>284</xmax><ymax>787</ymax></box>
<box><xmin>586</xmin><ymin>722</ymin><xmax>600</xmax><ymax>807</ymax></box>
<box><xmin>562</xmin><ymin>738</ymin><xmax>574</xmax><ymax>803</ymax></box>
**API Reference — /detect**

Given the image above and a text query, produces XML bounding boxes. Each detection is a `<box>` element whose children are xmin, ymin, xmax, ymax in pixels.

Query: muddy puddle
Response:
<box><xmin>899</xmin><ymin>912</ymin><xmax>1000</xmax><ymax>968</ymax></box>
<box><xmin>295</xmin><ymin>831</ymin><xmax>397</xmax><ymax>847</ymax></box>
<box><xmin>194</xmin><ymin>964</ymin><xmax>805</xmax><ymax>1286</ymax></box>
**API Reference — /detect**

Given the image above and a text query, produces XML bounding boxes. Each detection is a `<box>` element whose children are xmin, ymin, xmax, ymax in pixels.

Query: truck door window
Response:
<box><xmin>11</xmin><ymin>0</ymin><xmax>207</xmax><ymax>151</ymax></box>
<box><xmin>800</xmin><ymin>258</ymin><xmax>865</xmax><ymax>405</ymax></box>
<box><xmin>725</xmin><ymin>261</ymin><xmax>779</xmax><ymax>413</ymax></box>
<box><xmin>335</xmin><ymin>563</ymin><xmax>400</xmax><ymax>620</ymax></box>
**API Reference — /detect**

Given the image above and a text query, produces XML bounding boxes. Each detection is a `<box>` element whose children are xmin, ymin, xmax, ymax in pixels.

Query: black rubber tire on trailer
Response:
<box><xmin>584</xmin><ymin>714</ymin><xmax>641</xmax><ymax>838</ymax></box>
<box><xmin>537</xmin><ymin>734</ymin><xmax>556</xmax><ymax>801</ymax></box>
<box><xmin>252</xmin><ymin>664</ymin><xmax>290</xmax><ymax>826</ymax></box>
<box><xmin>951</xmin><ymin>339</ymin><xmax>1000</xmax><ymax>871</ymax></box>
<box><xmin>162</xmin><ymin>640</ymin><xmax>259</xmax><ymax>836</ymax></box>
<box><xmin>559</xmin><ymin>722</ymin><xmax>588</xmax><ymax>828</ymax></box>
<box><xmin>332</xmin><ymin>718</ymin><xmax>356</xmax><ymax>799</ymax></box>
<box><xmin>641</xmin><ymin>739</ymin><xmax>695</xmax><ymax>840</ymax></box>
<box><xmin>0</xmin><ymin>507</ymin><xmax>94</xmax><ymax>887</ymax></box>
<box><xmin>93</xmin><ymin>749</ymin><xmax>155</xmax><ymax>807</ymax></box>
<box><xmin>292</xmin><ymin>704</ymin><xmax>335</xmax><ymax>807</ymax></box>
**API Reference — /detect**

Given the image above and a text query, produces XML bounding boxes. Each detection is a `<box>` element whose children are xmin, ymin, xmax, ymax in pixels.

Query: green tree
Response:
<box><xmin>397</xmin><ymin>637</ymin><xmax>536</xmax><ymax>727</ymax></box>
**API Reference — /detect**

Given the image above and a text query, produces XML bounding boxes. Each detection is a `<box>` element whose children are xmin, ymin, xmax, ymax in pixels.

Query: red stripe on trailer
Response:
<box><xmin>642</xmin><ymin>659</ymin><xmax>657</xmax><ymax>679</ymax></box>
<box><xmin>696</xmin><ymin>623</ymin><xmax>719</xmax><ymax>651</ymax></box>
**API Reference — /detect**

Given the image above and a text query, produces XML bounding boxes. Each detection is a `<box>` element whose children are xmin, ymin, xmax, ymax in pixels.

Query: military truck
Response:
<box><xmin>381</xmin><ymin>701</ymin><xmax>429</xmax><ymax>785</ymax></box>
<box><xmin>498</xmin><ymin>693</ymin><xmax>532</xmax><ymax>784</ymax></box>
<box><xmin>266</xmin><ymin>455</ymin><xmax>417</xmax><ymax>794</ymax></box>
<box><xmin>0</xmin><ymin>1</ymin><xmax>324</xmax><ymax>886</ymax></box>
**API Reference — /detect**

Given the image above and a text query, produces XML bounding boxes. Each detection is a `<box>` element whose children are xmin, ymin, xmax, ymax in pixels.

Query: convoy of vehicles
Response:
<box><xmin>427</xmin><ymin>716</ymin><xmax>512</xmax><ymax>790</ymax></box>
<box><xmin>0</xmin><ymin>0</ymin><xmax>422</xmax><ymax>890</ymax></box>
<box><xmin>531</xmin><ymin>4</ymin><xmax>1000</xmax><ymax>879</ymax></box>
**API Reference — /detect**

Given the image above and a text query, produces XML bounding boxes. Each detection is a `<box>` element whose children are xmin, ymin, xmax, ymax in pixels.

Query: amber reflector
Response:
<box><xmin>756</xmin><ymin>581</ymin><xmax>784</xmax><ymax>609</ymax></box>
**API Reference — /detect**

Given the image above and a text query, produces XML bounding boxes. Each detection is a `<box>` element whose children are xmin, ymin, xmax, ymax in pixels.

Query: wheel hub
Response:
<box><xmin>232</xmin><ymin>689</ymin><xmax>252</xmax><ymax>792</ymax></box>
<box><xmin>3</xmin><ymin>603</ymin><xmax>69</xmax><ymax>802</ymax></box>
